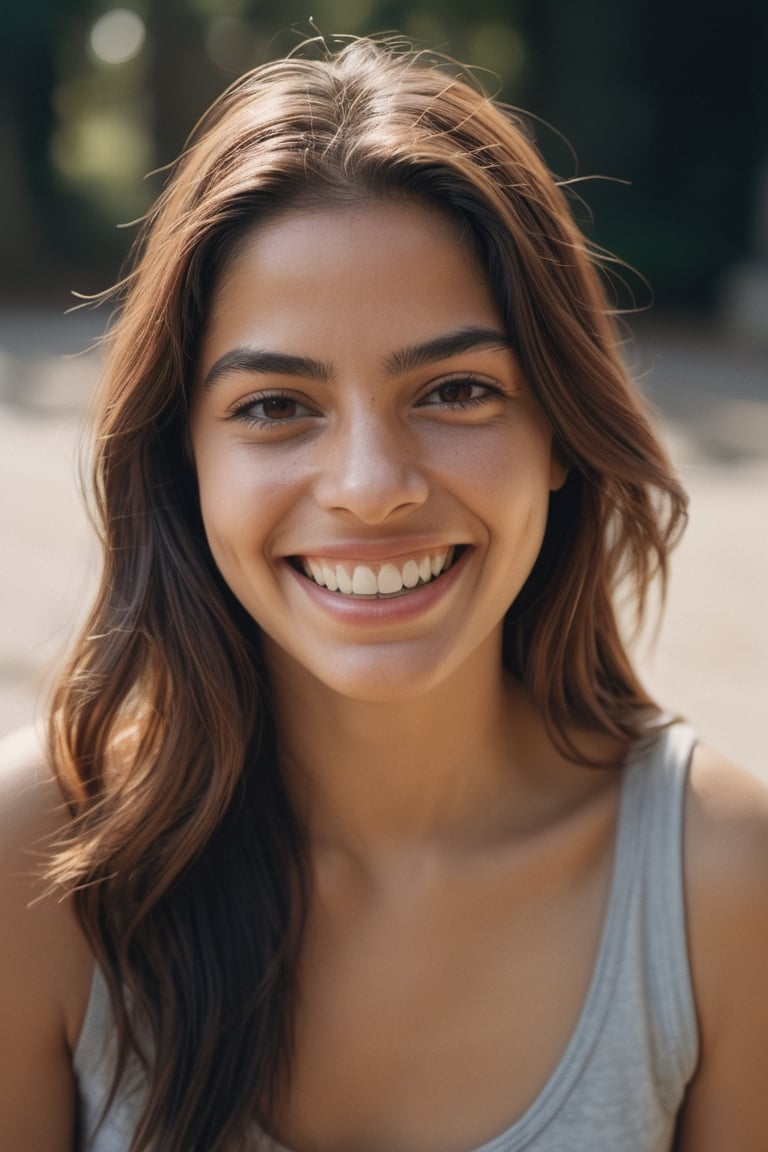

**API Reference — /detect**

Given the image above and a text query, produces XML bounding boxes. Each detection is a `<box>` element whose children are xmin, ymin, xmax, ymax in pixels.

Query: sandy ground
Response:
<box><xmin>0</xmin><ymin>308</ymin><xmax>766</xmax><ymax>780</ymax></box>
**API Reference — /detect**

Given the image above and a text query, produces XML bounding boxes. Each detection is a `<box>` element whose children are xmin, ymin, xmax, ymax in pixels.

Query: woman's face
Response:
<box><xmin>190</xmin><ymin>197</ymin><xmax>565</xmax><ymax>702</ymax></box>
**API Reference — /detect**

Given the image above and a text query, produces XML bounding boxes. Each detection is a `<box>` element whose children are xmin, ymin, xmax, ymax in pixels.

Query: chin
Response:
<box><xmin>261</xmin><ymin>635</ymin><xmax>464</xmax><ymax>706</ymax></box>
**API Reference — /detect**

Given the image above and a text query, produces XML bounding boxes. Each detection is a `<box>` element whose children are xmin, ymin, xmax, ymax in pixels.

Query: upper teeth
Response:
<box><xmin>302</xmin><ymin>549</ymin><xmax>454</xmax><ymax>596</ymax></box>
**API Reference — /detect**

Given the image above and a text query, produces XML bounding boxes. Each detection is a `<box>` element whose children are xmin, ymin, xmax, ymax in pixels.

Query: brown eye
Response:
<box><xmin>419</xmin><ymin>377</ymin><xmax>499</xmax><ymax>409</ymax></box>
<box><xmin>229</xmin><ymin>392</ymin><xmax>317</xmax><ymax>426</ymax></box>
<box><xmin>260</xmin><ymin>396</ymin><xmax>298</xmax><ymax>420</ymax></box>
<box><xmin>436</xmin><ymin>381</ymin><xmax>476</xmax><ymax>404</ymax></box>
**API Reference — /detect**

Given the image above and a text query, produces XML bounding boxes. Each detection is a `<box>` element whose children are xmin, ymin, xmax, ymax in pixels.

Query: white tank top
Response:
<box><xmin>74</xmin><ymin>723</ymin><xmax>698</xmax><ymax>1151</ymax></box>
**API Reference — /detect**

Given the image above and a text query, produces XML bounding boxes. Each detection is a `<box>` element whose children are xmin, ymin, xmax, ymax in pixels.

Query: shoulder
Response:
<box><xmin>0</xmin><ymin>725</ymin><xmax>93</xmax><ymax>1048</ymax></box>
<box><xmin>0</xmin><ymin>724</ymin><xmax>64</xmax><ymax>894</ymax></box>
<box><xmin>0</xmin><ymin>726</ymin><xmax>95</xmax><ymax>1148</ymax></box>
<box><xmin>684</xmin><ymin>742</ymin><xmax>768</xmax><ymax>969</ymax></box>
<box><xmin>0</xmin><ymin>725</ymin><xmax>63</xmax><ymax>844</ymax></box>
<box><xmin>684</xmin><ymin>743</ymin><xmax>768</xmax><ymax>926</ymax></box>
<box><xmin>0</xmin><ymin>724</ymin><xmax>71</xmax><ymax>896</ymax></box>
<box><xmin>674</xmin><ymin>742</ymin><xmax>768</xmax><ymax>1148</ymax></box>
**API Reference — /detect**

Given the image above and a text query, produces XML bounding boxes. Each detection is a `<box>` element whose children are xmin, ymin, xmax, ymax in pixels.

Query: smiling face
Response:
<box><xmin>190</xmin><ymin>197</ymin><xmax>565</xmax><ymax>703</ymax></box>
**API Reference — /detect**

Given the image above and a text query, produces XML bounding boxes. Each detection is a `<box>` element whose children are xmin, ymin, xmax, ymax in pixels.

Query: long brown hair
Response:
<box><xmin>48</xmin><ymin>36</ymin><xmax>687</xmax><ymax>1151</ymax></box>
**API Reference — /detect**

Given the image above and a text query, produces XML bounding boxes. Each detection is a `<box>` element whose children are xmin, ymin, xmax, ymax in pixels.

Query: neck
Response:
<box><xmin>266</xmin><ymin>641</ymin><xmax>557</xmax><ymax>865</ymax></box>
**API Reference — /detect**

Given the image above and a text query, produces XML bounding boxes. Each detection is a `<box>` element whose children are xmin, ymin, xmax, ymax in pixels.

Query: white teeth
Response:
<box><xmin>302</xmin><ymin>549</ymin><xmax>457</xmax><ymax>596</ymax></box>
<box><xmin>402</xmin><ymin>559</ymin><xmax>420</xmax><ymax>588</ymax></box>
<box><xmin>430</xmin><ymin>551</ymin><xmax>447</xmax><ymax>577</ymax></box>
<box><xmin>336</xmin><ymin>564</ymin><xmax>353</xmax><ymax>594</ymax></box>
<box><xmin>321</xmin><ymin>562</ymin><xmax>338</xmax><ymax>591</ymax></box>
<box><xmin>377</xmin><ymin>563</ymin><xmax>404</xmax><ymax>595</ymax></box>
<box><xmin>351</xmin><ymin>565</ymin><xmax>378</xmax><ymax>595</ymax></box>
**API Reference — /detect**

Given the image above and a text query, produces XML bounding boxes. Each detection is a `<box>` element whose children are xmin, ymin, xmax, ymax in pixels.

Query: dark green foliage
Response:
<box><xmin>0</xmin><ymin>0</ymin><xmax>765</xmax><ymax>306</ymax></box>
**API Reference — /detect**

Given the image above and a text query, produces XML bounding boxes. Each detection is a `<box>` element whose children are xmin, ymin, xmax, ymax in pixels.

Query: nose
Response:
<box><xmin>313</xmin><ymin>407</ymin><xmax>429</xmax><ymax>524</ymax></box>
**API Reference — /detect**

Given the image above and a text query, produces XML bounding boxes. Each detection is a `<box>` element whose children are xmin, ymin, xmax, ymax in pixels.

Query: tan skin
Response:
<box><xmin>1</xmin><ymin>199</ymin><xmax>767</xmax><ymax>1150</ymax></box>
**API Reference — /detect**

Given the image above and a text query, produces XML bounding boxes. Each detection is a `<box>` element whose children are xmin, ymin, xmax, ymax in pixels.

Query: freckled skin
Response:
<box><xmin>190</xmin><ymin>198</ymin><xmax>565</xmax><ymax>704</ymax></box>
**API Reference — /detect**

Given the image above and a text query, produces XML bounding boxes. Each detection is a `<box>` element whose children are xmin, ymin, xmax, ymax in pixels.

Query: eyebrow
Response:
<box><xmin>383</xmin><ymin>326</ymin><xmax>516</xmax><ymax>375</ymax></box>
<box><xmin>201</xmin><ymin>324</ymin><xmax>515</xmax><ymax>392</ymax></box>
<box><xmin>202</xmin><ymin>349</ymin><xmax>334</xmax><ymax>392</ymax></box>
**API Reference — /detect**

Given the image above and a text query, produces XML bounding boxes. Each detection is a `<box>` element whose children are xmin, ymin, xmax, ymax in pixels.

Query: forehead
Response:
<box><xmin>197</xmin><ymin>197</ymin><xmax>504</xmax><ymax>372</ymax></box>
<box><xmin>222</xmin><ymin>194</ymin><xmax>475</xmax><ymax>278</ymax></box>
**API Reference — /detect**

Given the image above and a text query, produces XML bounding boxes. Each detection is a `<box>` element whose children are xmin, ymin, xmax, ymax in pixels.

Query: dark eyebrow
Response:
<box><xmin>202</xmin><ymin>325</ymin><xmax>515</xmax><ymax>392</ymax></box>
<box><xmin>202</xmin><ymin>348</ymin><xmax>334</xmax><ymax>392</ymax></box>
<box><xmin>383</xmin><ymin>326</ymin><xmax>516</xmax><ymax>376</ymax></box>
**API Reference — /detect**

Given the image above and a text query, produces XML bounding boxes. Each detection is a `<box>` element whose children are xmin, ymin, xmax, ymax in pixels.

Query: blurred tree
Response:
<box><xmin>640</xmin><ymin>0</ymin><xmax>768</xmax><ymax>304</ymax></box>
<box><xmin>0</xmin><ymin>0</ymin><xmax>94</xmax><ymax>297</ymax></box>
<box><xmin>522</xmin><ymin>0</ymin><xmax>768</xmax><ymax>306</ymax></box>
<box><xmin>145</xmin><ymin>0</ymin><xmax>219</xmax><ymax>170</ymax></box>
<box><xmin>0</xmin><ymin>0</ymin><xmax>765</xmax><ymax>308</ymax></box>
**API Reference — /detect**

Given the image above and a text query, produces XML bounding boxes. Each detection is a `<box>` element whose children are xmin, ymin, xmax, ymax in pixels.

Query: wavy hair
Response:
<box><xmin>47</xmin><ymin>35</ymin><xmax>687</xmax><ymax>1152</ymax></box>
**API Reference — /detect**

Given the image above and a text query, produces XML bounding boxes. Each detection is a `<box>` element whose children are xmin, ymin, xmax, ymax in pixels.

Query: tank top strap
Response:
<box><xmin>617</xmin><ymin>721</ymin><xmax>700</xmax><ymax>1103</ymax></box>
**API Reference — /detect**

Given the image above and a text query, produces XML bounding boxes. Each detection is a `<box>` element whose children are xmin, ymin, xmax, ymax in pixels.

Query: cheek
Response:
<box><xmin>449</xmin><ymin>424</ymin><xmax>555</xmax><ymax>511</ymax></box>
<box><xmin>192</xmin><ymin>439</ymin><xmax>308</xmax><ymax>578</ymax></box>
<box><xmin>192</xmin><ymin>442</ymin><xmax>261</xmax><ymax>560</ymax></box>
<box><xmin>478</xmin><ymin>439</ymin><xmax>556</xmax><ymax>571</ymax></box>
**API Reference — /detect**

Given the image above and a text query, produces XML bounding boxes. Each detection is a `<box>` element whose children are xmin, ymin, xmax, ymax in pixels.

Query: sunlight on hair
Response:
<box><xmin>89</xmin><ymin>8</ymin><xmax>146</xmax><ymax>66</ymax></box>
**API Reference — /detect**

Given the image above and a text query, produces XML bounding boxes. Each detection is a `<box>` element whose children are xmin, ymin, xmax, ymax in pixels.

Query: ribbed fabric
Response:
<box><xmin>74</xmin><ymin>723</ymin><xmax>699</xmax><ymax>1152</ymax></box>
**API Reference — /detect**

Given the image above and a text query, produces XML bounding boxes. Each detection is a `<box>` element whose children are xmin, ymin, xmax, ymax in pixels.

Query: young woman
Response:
<box><xmin>1</xmin><ymin>36</ymin><xmax>767</xmax><ymax>1152</ymax></box>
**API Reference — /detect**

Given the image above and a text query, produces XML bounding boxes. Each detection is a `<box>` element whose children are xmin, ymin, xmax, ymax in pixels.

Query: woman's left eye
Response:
<box><xmin>419</xmin><ymin>377</ymin><xmax>499</xmax><ymax>409</ymax></box>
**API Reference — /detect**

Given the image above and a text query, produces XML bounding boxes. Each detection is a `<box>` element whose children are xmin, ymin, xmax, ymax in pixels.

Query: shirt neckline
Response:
<box><xmin>259</xmin><ymin>735</ymin><xmax>656</xmax><ymax>1152</ymax></box>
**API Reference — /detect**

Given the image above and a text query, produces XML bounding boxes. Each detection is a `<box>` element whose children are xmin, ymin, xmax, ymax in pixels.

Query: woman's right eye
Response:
<box><xmin>229</xmin><ymin>393</ymin><xmax>316</xmax><ymax>426</ymax></box>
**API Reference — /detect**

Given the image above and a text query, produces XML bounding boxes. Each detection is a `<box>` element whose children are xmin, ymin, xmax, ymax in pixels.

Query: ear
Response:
<box><xmin>548</xmin><ymin>441</ymin><xmax>570</xmax><ymax>492</ymax></box>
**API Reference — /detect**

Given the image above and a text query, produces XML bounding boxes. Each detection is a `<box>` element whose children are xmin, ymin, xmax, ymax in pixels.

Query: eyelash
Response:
<box><xmin>417</xmin><ymin>374</ymin><xmax>503</xmax><ymax>410</ymax></box>
<box><xmin>227</xmin><ymin>375</ymin><xmax>504</xmax><ymax>428</ymax></box>
<box><xmin>228</xmin><ymin>391</ymin><xmax>315</xmax><ymax>428</ymax></box>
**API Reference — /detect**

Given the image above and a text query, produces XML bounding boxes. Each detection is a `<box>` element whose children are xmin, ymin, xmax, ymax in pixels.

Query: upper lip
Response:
<box><xmin>285</xmin><ymin>538</ymin><xmax>467</xmax><ymax>563</ymax></box>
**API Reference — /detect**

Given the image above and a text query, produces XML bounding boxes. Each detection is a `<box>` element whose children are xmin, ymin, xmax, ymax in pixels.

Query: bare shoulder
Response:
<box><xmin>685</xmin><ymin>743</ymin><xmax>768</xmax><ymax>911</ymax></box>
<box><xmin>0</xmin><ymin>724</ymin><xmax>65</xmax><ymax>845</ymax></box>
<box><xmin>0</xmin><ymin>724</ymin><xmax>72</xmax><ymax>899</ymax></box>
<box><xmin>0</xmin><ymin>723</ymin><xmax>93</xmax><ymax>1003</ymax></box>
<box><xmin>0</xmin><ymin>725</ymin><xmax>94</xmax><ymax>1149</ymax></box>
<box><xmin>675</xmin><ymin>743</ymin><xmax>768</xmax><ymax>1150</ymax></box>
<box><xmin>0</xmin><ymin>724</ymin><xmax>64</xmax><ymax>906</ymax></box>
<box><xmin>684</xmin><ymin>743</ymin><xmax>768</xmax><ymax>978</ymax></box>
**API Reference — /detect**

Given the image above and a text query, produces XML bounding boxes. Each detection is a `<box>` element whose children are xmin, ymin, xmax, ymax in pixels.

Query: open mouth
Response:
<box><xmin>292</xmin><ymin>546</ymin><xmax>462</xmax><ymax>598</ymax></box>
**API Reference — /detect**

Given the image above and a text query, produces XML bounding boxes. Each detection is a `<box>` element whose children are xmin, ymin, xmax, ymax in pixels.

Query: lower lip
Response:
<box><xmin>286</xmin><ymin>550</ymin><xmax>469</xmax><ymax>626</ymax></box>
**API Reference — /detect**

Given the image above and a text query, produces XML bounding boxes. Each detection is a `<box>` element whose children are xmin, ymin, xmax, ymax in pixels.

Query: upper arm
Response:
<box><xmin>0</xmin><ymin>726</ymin><xmax>93</xmax><ymax>1152</ymax></box>
<box><xmin>675</xmin><ymin>744</ymin><xmax>768</xmax><ymax>1150</ymax></box>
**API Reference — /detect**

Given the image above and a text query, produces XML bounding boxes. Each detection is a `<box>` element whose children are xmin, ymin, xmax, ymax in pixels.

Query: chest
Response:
<box><xmin>272</xmin><ymin>796</ymin><xmax>619</xmax><ymax>1152</ymax></box>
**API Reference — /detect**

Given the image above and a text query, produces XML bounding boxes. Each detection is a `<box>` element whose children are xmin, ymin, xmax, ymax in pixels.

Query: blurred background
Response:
<box><xmin>1</xmin><ymin>0</ymin><xmax>766</xmax><ymax>776</ymax></box>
